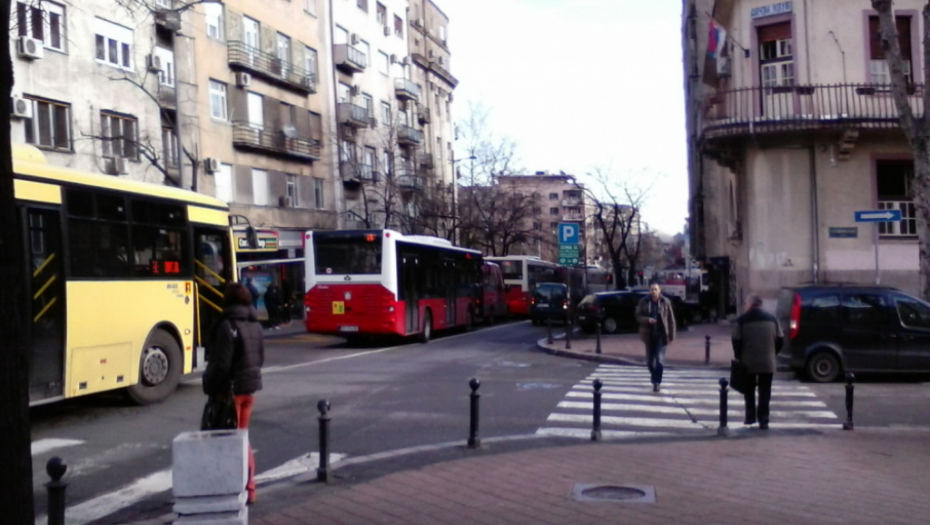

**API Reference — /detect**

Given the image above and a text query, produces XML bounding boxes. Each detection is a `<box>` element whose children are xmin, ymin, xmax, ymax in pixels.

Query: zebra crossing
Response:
<box><xmin>536</xmin><ymin>365</ymin><xmax>841</xmax><ymax>439</ymax></box>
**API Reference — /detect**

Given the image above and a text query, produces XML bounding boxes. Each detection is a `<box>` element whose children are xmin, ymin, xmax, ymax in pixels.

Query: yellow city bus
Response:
<box><xmin>13</xmin><ymin>144</ymin><xmax>237</xmax><ymax>405</ymax></box>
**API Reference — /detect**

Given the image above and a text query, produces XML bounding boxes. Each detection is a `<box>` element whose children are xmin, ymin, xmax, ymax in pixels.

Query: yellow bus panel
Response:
<box><xmin>188</xmin><ymin>205</ymin><xmax>229</xmax><ymax>227</ymax></box>
<box><xmin>66</xmin><ymin>281</ymin><xmax>195</xmax><ymax>397</ymax></box>
<box><xmin>14</xmin><ymin>179</ymin><xmax>62</xmax><ymax>204</ymax></box>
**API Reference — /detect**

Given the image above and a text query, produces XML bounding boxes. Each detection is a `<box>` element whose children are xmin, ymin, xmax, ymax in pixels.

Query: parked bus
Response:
<box><xmin>475</xmin><ymin>261</ymin><xmax>506</xmax><ymax>324</ymax></box>
<box><xmin>485</xmin><ymin>256</ymin><xmax>560</xmax><ymax>316</ymax></box>
<box><xmin>12</xmin><ymin>144</ymin><xmax>237</xmax><ymax>406</ymax></box>
<box><xmin>304</xmin><ymin>230</ymin><xmax>482</xmax><ymax>341</ymax></box>
<box><xmin>585</xmin><ymin>267</ymin><xmax>615</xmax><ymax>293</ymax></box>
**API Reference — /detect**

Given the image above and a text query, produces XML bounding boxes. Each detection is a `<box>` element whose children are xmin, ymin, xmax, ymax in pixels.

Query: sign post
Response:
<box><xmin>854</xmin><ymin>209</ymin><xmax>902</xmax><ymax>285</ymax></box>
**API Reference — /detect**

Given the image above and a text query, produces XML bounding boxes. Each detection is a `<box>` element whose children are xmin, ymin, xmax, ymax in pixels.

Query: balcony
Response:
<box><xmin>340</xmin><ymin>162</ymin><xmax>374</xmax><ymax>183</ymax></box>
<box><xmin>227</xmin><ymin>41</ymin><xmax>316</xmax><ymax>95</ymax></box>
<box><xmin>337</xmin><ymin>103</ymin><xmax>370</xmax><ymax>128</ymax></box>
<box><xmin>231</xmin><ymin>121</ymin><xmax>321</xmax><ymax>161</ymax></box>
<box><xmin>396</xmin><ymin>174</ymin><xmax>424</xmax><ymax>191</ymax></box>
<box><xmin>397</xmin><ymin>125</ymin><xmax>423</xmax><ymax>147</ymax></box>
<box><xmin>333</xmin><ymin>44</ymin><xmax>367</xmax><ymax>74</ymax></box>
<box><xmin>394</xmin><ymin>78</ymin><xmax>420</xmax><ymax>101</ymax></box>
<box><xmin>418</xmin><ymin>153</ymin><xmax>435</xmax><ymax>169</ymax></box>
<box><xmin>157</xmin><ymin>84</ymin><xmax>176</xmax><ymax>108</ymax></box>
<box><xmin>562</xmin><ymin>211</ymin><xmax>584</xmax><ymax>221</ymax></box>
<box><xmin>701</xmin><ymin>83</ymin><xmax>924</xmax><ymax>142</ymax></box>
<box><xmin>561</xmin><ymin>198</ymin><xmax>581</xmax><ymax>207</ymax></box>
<box><xmin>417</xmin><ymin>104</ymin><xmax>431</xmax><ymax>124</ymax></box>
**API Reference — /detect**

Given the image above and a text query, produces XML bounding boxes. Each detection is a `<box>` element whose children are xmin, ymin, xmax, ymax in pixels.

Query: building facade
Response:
<box><xmin>684</xmin><ymin>0</ymin><xmax>925</xmax><ymax>314</ymax></box>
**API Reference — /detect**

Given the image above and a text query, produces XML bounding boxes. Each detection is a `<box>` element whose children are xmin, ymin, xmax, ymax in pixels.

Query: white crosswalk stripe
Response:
<box><xmin>536</xmin><ymin>366</ymin><xmax>841</xmax><ymax>439</ymax></box>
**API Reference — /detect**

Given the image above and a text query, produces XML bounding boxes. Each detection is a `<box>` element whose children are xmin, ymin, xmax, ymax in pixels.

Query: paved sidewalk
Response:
<box><xmin>536</xmin><ymin>322</ymin><xmax>737</xmax><ymax>369</ymax></box>
<box><xmin>251</xmin><ymin>428</ymin><xmax>930</xmax><ymax>525</ymax></box>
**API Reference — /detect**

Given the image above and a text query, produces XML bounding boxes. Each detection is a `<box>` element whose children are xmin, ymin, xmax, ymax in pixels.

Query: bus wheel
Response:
<box><xmin>126</xmin><ymin>329</ymin><xmax>183</xmax><ymax>405</ymax></box>
<box><xmin>419</xmin><ymin>311</ymin><xmax>433</xmax><ymax>343</ymax></box>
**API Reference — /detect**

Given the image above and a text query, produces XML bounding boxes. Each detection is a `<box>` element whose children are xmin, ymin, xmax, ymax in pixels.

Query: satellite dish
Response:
<box><xmin>282</xmin><ymin>123</ymin><xmax>298</xmax><ymax>139</ymax></box>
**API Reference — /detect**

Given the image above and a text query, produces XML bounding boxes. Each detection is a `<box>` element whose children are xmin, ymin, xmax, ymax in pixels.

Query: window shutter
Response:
<box><xmin>869</xmin><ymin>16</ymin><xmax>912</xmax><ymax>60</ymax></box>
<box><xmin>757</xmin><ymin>22</ymin><xmax>791</xmax><ymax>43</ymax></box>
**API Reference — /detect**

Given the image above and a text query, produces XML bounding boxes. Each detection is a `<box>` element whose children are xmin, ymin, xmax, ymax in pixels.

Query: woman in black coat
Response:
<box><xmin>203</xmin><ymin>282</ymin><xmax>265</xmax><ymax>504</ymax></box>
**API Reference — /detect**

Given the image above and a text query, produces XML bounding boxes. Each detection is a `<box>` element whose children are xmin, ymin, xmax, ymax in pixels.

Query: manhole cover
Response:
<box><xmin>581</xmin><ymin>486</ymin><xmax>646</xmax><ymax>500</ymax></box>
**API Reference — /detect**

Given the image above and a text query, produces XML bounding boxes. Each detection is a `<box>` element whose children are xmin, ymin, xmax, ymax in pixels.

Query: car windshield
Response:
<box><xmin>534</xmin><ymin>284</ymin><xmax>565</xmax><ymax>301</ymax></box>
<box><xmin>578</xmin><ymin>294</ymin><xmax>596</xmax><ymax>306</ymax></box>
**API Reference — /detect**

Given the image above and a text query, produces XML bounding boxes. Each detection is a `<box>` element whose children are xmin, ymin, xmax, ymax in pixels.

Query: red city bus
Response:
<box><xmin>304</xmin><ymin>230</ymin><xmax>482</xmax><ymax>341</ymax></box>
<box><xmin>485</xmin><ymin>256</ymin><xmax>559</xmax><ymax>316</ymax></box>
<box><xmin>475</xmin><ymin>261</ymin><xmax>507</xmax><ymax>324</ymax></box>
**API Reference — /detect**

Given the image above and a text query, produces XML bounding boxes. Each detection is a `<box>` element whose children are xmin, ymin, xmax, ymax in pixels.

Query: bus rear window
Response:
<box><xmin>500</xmin><ymin>261</ymin><xmax>522</xmax><ymax>280</ymax></box>
<box><xmin>314</xmin><ymin>236</ymin><xmax>382</xmax><ymax>275</ymax></box>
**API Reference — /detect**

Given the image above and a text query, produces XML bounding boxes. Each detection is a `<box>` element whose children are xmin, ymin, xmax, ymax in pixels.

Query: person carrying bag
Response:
<box><xmin>201</xmin><ymin>282</ymin><xmax>265</xmax><ymax>504</ymax></box>
<box><xmin>731</xmin><ymin>294</ymin><xmax>784</xmax><ymax>429</ymax></box>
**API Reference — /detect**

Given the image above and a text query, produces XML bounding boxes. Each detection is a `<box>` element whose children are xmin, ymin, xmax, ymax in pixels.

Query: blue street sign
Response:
<box><xmin>854</xmin><ymin>210</ymin><xmax>902</xmax><ymax>223</ymax></box>
<box><xmin>558</xmin><ymin>223</ymin><xmax>580</xmax><ymax>245</ymax></box>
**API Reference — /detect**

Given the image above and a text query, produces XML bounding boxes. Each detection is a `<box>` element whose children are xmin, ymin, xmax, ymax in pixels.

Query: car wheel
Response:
<box><xmin>806</xmin><ymin>351</ymin><xmax>841</xmax><ymax>383</ymax></box>
<box><xmin>603</xmin><ymin>317</ymin><xmax>619</xmax><ymax>334</ymax></box>
<box><xmin>126</xmin><ymin>329</ymin><xmax>182</xmax><ymax>405</ymax></box>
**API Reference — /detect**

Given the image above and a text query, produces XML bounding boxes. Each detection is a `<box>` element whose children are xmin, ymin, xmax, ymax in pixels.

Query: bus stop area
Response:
<box><xmin>536</xmin><ymin>322</ymin><xmax>737</xmax><ymax>369</ymax></box>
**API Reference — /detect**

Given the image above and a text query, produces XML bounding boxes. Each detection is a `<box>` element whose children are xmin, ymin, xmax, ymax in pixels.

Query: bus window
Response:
<box><xmin>500</xmin><ymin>261</ymin><xmax>522</xmax><ymax>281</ymax></box>
<box><xmin>315</xmin><ymin>235</ymin><xmax>382</xmax><ymax>274</ymax></box>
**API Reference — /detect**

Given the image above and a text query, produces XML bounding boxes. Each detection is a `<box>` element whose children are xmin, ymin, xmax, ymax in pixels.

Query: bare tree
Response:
<box><xmin>1</xmin><ymin>0</ymin><xmax>36</xmax><ymax>522</ymax></box>
<box><xmin>872</xmin><ymin>0</ymin><xmax>930</xmax><ymax>298</ymax></box>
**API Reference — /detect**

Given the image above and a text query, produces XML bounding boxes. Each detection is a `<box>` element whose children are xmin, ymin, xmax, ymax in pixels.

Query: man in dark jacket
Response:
<box><xmin>731</xmin><ymin>294</ymin><xmax>784</xmax><ymax>429</ymax></box>
<box><xmin>263</xmin><ymin>283</ymin><xmax>282</xmax><ymax>329</ymax></box>
<box><xmin>635</xmin><ymin>282</ymin><xmax>677</xmax><ymax>392</ymax></box>
<box><xmin>204</xmin><ymin>282</ymin><xmax>265</xmax><ymax>504</ymax></box>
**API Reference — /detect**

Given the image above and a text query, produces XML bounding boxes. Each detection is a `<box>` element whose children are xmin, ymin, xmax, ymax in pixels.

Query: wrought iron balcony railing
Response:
<box><xmin>231</xmin><ymin>121</ymin><xmax>321</xmax><ymax>161</ymax></box>
<box><xmin>227</xmin><ymin>41</ymin><xmax>316</xmax><ymax>94</ymax></box>
<box><xmin>701</xmin><ymin>83</ymin><xmax>924</xmax><ymax>140</ymax></box>
<box><xmin>396</xmin><ymin>174</ymin><xmax>424</xmax><ymax>190</ymax></box>
<box><xmin>337</xmin><ymin>103</ymin><xmax>370</xmax><ymax>128</ymax></box>
<box><xmin>340</xmin><ymin>162</ymin><xmax>374</xmax><ymax>182</ymax></box>
<box><xmin>397</xmin><ymin>125</ymin><xmax>423</xmax><ymax>147</ymax></box>
<box><xmin>334</xmin><ymin>44</ymin><xmax>367</xmax><ymax>73</ymax></box>
<box><xmin>394</xmin><ymin>78</ymin><xmax>420</xmax><ymax>101</ymax></box>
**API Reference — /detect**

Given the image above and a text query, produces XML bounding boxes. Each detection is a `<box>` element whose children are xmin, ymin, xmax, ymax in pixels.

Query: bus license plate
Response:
<box><xmin>332</xmin><ymin>301</ymin><xmax>345</xmax><ymax>314</ymax></box>
<box><xmin>339</xmin><ymin>326</ymin><xmax>359</xmax><ymax>332</ymax></box>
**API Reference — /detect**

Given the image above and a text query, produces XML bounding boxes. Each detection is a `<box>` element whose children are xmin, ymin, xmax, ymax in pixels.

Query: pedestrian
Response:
<box><xmin>244</xmin><ymin>277</ymin><xmax>259</xmax><ymax>308</ymax></box>
<box><xmin>263</xmin><ymin>283</ymin><xmax>281</xmax><ymax>329</ymax></box>
<box><xmin>203</xmin><ymin>282</ymin><xmax>265</xmax><ymax>504</ymax></box>
<box><xmin>635</xmin><ymin>282</ymin><xmax>677</xmax><ymax>392</ymax></box>
<box><xmin>280</xmin><ymin>278</ymin><xmax>293</xmax><ymax>325</ymax></box>
<box><xmin>731</xmin><ymin>294</ymin><xmax>784</xmax><ymax>429</ymax></box>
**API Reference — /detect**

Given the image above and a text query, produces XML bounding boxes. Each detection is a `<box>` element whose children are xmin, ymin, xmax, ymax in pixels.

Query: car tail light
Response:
<box><xmin>562</xmin><ymin>299</ymin><xmax>568</xmax><ymax>310</ymax></box>
<box><xmin>788</xmin><ymin>292</ymin><xmax>801</xmax><ymax>340</ymax></box>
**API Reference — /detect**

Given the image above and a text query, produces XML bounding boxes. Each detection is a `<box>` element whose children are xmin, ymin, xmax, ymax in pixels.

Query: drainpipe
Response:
<box><xmin>809</xmin><ymin>143</ymin><xmax>820</xmax><ymax>283</ymax></box>
<box><xmin>326</xmin><ymin>0</ymin><xmax>345</xmax><ymax>227</ymax></box>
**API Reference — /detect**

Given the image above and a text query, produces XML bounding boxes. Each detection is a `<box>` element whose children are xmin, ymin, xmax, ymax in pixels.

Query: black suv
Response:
<box><xmin>575</xmin><ymin>290</ymin><xmax>690</xmax><ymax>334</ymax></box>
<box><xmin>775</xmin><ymin>284</ymin><xmax>930</xmax><ymax>382</ymax></box>
<box><xmin>530</xmin><ymin>282</ymin><xmax>570</xmax><ymax>325</ymax></box>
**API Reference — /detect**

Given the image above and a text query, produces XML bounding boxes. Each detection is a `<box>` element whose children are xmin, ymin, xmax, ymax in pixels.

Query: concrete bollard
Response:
<box><xmin>546</xmin><ymin>317</ymin><xmax>553</xmax><ymax>344</ymax></box>
<box><xmin>468</xmin><ymin>378</ymin><xmax>481</xmax><ymax>449</ymax></box>
<box><xmin>595</xmin><ymin>322</ymin><xmax>602</xmax><ymax>355</ymax></box>
<box><xmin>317</xmin><ymin>400</ymin><xmax>332</xmax><ymax>482</ymax></box>
<box><xmin>843</xmin><ymin>373</ymin><xmax>855</xmax><ymax>431</ymax></box>
<box><xmin>705</xmin><ymin>335</ymin><xmax>711</xmax><ymax>364</ymax></box>
<box><xmin>717</xmin><ymin>378</ymin><xmax>729</xmax><ymax>437</ymax></box>
<box><xmin>172</xmin><ymin>430</ymin><xmax>249</xmax><ymax>524</ymax></box>
<box><xmin>591</xmin><ymin>379</ymin><xmax>603</xmax><ymax>441</ymax></box>
<box><xmin>45</xmin><ymin>457</ymin><xmax>67</xmax><ymax>525</ymax></box>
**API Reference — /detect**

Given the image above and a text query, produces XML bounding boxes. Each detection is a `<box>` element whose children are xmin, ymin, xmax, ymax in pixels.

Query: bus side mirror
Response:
<box><xmin>246</xmin><ymin>226</ymin><xmax>259</xmax><ymax>250</ymax></box>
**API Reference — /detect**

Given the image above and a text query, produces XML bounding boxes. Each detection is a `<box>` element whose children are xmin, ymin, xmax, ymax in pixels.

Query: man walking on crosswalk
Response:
<box><xmin>635</xmin><ymin>282</ymin><xmax>677</xmax><ymax>392</ymax></box>
<box><xmin>731</xmin><ymin>294</ymin><xmax>784</xmax><ymax>429</ymax></box>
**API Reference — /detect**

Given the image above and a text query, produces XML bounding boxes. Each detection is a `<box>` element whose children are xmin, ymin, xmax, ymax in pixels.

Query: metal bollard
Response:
<box><xmin>595</xmin><ymin>322</ymin><xmax>602</xmax><ymax>354</ymax></box>
<box><xmin>591</xmin><ymin>379</ymin><xmax>603</xmax><ymax>441</ymax></box>
<box><xmin>546</xmin><ymin>317</ymin><xmax>553</xmax><ymax>344</ymax></box>
<box><xmin>564</xmin><ymin>313</ymin><xmax>572</xmax><ymax>350</ymax></box>
<box><xmin>717</xmin><ymin>378</ymin><xmax>729</xmax><ymax>437</ymax></box>
<box><xmin>468</xmin><ymin>378</ymin><xmax>481</xmax><ymax>448</ymax></box>
<box><xmin>46</xmin><ymin>457</ymin><xmax>68</xmax><ymax>525</ymax></box>
<box><xmin>317</xmin><ymin>400</ymin><xmax>331</xmax><ymax>482</ymax></box>
<box><xmin>705</xmin><ymin>335</ymin><xmax>711</xmax><ymax>364</ymax></box>
<box><xmin>843</xmin><ymin>373</ymin><xmax>855</xmax><ymax>430</ymax></box>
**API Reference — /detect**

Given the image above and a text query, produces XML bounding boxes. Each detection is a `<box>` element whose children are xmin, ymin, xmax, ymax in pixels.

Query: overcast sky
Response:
<box><xmin>442</xmin><ymin>0</ymin><xmax>688</xmax><ymax>236</ymax></box>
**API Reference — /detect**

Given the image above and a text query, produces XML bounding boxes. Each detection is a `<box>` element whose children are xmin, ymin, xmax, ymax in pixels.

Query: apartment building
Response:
<box><xmin>685</xmin><ymin>0</ymin><xmax>926</xmax><ymax>314</ymax></box>
<box><xmin>10</xmin><ymin>0</ymin><xmax>196</xmax><ymax>186</ymax></box>
<box><xmin>192</xmin><ymin>0</ymin><xmax>332</xmax><ymax>286</ymax></box>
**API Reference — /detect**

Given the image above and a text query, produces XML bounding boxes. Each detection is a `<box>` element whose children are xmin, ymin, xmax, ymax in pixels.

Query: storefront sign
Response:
<box><xmin>751</xmin><ymin>1</ymin><xmax>792</xmax><ymax>19</ymax></box>
<box><xmin>828</xmin><ymin>227</ymin><xmax>858</xmax><ymax>239</ymax></box>
<box><xmin>236</xmin><ymin>229</ymin><xmax>279</xmax><ymax>252</ymax></box>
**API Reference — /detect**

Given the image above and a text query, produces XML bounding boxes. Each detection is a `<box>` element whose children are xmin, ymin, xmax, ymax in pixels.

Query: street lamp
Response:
<box><xmin>449</xmin><ymin>155</ymin><xmax>477</xmax><ymax>245</ymax></box>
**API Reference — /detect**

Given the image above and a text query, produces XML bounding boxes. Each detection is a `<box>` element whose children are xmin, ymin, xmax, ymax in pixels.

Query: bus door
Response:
<box><xmin>194</xmin><ymin>227</ymin><xmax>232</xmax><ymax>355</ymax></box>
<box><xmin>444</xmin><ymin>257</ymin><xmax>456</xmax><ymax>326</ymax></box>
<box><xmin>25</xmin><ymin>207</ymin><xmax>65</xmax><ymax>402</ymax></box>
<box><xmin>400</xmin><ymin>251</ymin><xmax>419</xmax><ymax>334</ymax></box>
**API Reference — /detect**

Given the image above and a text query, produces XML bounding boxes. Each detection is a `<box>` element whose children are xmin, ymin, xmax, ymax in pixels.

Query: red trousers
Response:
<box><xmin>234</xmin><ymin>394</ymin><xmax>256</xmax><ymax>499</ymax></box>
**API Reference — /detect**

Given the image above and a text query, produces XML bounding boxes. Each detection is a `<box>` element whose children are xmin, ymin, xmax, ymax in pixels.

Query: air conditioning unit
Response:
<box><xmin>279</xmin><ymin>196</ymin><xmax>294</xmax><ymax>208</ymax></box>
<box><xmin>17</xmin><ymin>36</ymin><xmax>43</xmax><ymax>60</ymax></box>
<box><xmin>350</xmin><ymin>85</ymin><xmax>361</xmax><ymax>97</ymax></box>
<box><xmin>204</xmin><ymin>158</ymin><xmax>220</xmax><ymax>173</ymax></box>
<box><xmin>369</xmin><ymin>117</ymin><xmax>377</xmax><ymax>128</ymax></box>
<box><xmin>108</xmin><ymin>157</ymin><xmax>129</xmax><ymax>175</ymax></box>
<box><xmin>350</xmin><ymin>33</ymin><xmax>360</xmax><ymax>45</ymax></box>
<box><xmin>390</xmin><ymin>54</ymin><xmax>397</xmax><ymax>64</ymax></box>
<box><xmin>235</xmin><ymin>72</ymin><xmax>251</xmax><ymax>88</ymax></box>
<box><xmin>146</xmin><ymin>54</ymin><xmax>163</xmax><ymax>72</ymax></box>
<box><xmin>383</xmin><ymin>26</ymin><xmax>391</xmax><ymax>36</ymax></box>
<box><xmin>413</xmin><ymin>18</ymin><xmax>424</xmax><ymax>28</ymax></box>
<box><xmin>11</xmin><ymin>97</ymin><xmax>32</xmax><ymax>119</ymax></box>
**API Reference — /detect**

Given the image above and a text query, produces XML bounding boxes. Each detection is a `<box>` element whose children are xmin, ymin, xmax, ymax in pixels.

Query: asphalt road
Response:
<box><xmin>27</xmin><ymin>320</ymin><xmax>930</xmax><ymax>524</ymax></box>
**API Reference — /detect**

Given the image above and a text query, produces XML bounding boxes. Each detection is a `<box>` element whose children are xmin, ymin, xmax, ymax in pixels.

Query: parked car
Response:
<box><xmin>775</xmin><ymin>284</ymin><xmax>930</xmax><ymax>382</ymax></box>
<box><xmin>530</xmin><ymin>282</ymin><xmax>570</xmax><ymax>325</ymax></box>
<box><xmin>575</xmin><ymin>290</ymin><xmax>690</xmax><ymax>334</ymax></box>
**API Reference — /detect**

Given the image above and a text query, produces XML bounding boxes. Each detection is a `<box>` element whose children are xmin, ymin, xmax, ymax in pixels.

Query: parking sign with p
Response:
<box><xmin>558</xmin><ymin>223</ymin><xmax>580</xmax><ymax>245</ymax></box>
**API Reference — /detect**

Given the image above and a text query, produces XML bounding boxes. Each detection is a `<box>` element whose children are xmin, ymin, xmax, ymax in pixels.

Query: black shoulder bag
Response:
<box><xmin>200</xmin><ymin>321</ymin><xmax>241</xmax><ymax>431</ymax></box>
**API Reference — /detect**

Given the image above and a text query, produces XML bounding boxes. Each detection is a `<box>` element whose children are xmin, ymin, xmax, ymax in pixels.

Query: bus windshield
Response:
<box><xmin>499</xmin><ymin>261</ymin><xmax>523</xmax><ymax>280</ymax></box>
<box><xmin>314</xmin><ymin>234</ymin><xmax>382</xmax><ymax>275</ymax></box>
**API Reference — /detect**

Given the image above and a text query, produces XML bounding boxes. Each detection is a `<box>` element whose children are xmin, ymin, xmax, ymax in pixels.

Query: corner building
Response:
<box><xmin>684</xmin><ymin>0</ymin><xmax>926</xmax><ymax>314</ymax></box>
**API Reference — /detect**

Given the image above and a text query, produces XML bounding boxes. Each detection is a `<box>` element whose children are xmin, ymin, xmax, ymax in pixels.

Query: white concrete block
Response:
<box><xmin>172</xmin><ymin>430</ymin><xmax>248</xmax><ymax>498</ymax></box>
<box><xmin>174</xmin><ymin>491</ymin><xmax>246</xmax><ymax>515</ymax></box>
<box><xmin>174</xmin><ymin>507</ymin><xmax>247</xmax><ymax>525</ymax></box>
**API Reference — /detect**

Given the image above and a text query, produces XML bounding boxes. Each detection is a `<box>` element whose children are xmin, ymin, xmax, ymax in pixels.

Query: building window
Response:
<box><xmin>378</xmin><ymin>50</ymin><xmax>389</xmax><ymax>75</ymax></box>
<box><xmin>394</xmin><ymin>15</ymin><xmax>403</xmax><ymax>37</ymax></box>
<box><xmin>549</xmin><ymin>192</ymin><xmax>559</xmax><ymax>200</ymax></box>
<box><xmin>286</xmin><ymin>174</ymin><xmax>299</xmax><ymax>207</ymax></box>
<box><xmin>162</xmin><ymin>126</ymin><xmax>179</xmax><ymax>169</ymax></box>
<box><xmin>94</xmin><ymin>18</ymin><xmax>133</xmax><ymax>70</ymax></box>
<box><xmin>382</xmin><ymin>149</ymin><xmax>393</xmax><ymax>175</ymax></box>
<box><xmin>757</xmin><ymin>22</ymin><xmax>793</xmax><ymax>88</ymax></box>
<box><xmin>376</xmin><ymin>3</ymin><xmax>387</xmax><ymax>25</ymax></box>
<box><xmin>549</xmin><ymin>207</ymin><xmax>559</xmax><ymax>215</ymax></box>
<box><xmin>276</xmin><ymin>32</ymin><xmax>291</xmax><ymax>74</ymax></box>
<box><xmin>154</xmin><ymin>46</ymin><xmax>175</xmax><ymax>87</ymax></box>
<box><xmin>304</xmin><ymin>46</ymin><xmax>318</xmax><ymax>77</ymax></box>
<box><xmin>340</xmin><ymin>139</ymin><xmax>355</xmax><ymax>163</ymax></box>
<box><xmin>204</xmin><ymin>2</ymin><xmax>224</xmax><ymax>40</ymax></box>
<box><xmin>365</xmin><ymin>146</ymin><xmax>377</xmax><ymax>181</ymax></box>
<box><xmin>215</xmin><ymin>163</ymin><xmax>234</xmax><ymax>203</ymax></box>
<box><xmin>313</xmin><ymin>177</ymin><xmax>325</xmax><ymax>209</ymax></box>
<box><xmin>209</xmin><ymin>80</ymin><xmax>227</xmax><ymax>121</ymax></box>
<box><xmin>877</xmin><ymin>159</ymin><xmax>917</xmax><ymax>237</ymax></box>
<box><xmin>362</xmin><ymin>93</ymin><xmax>373</xmax><ymax>119</ymax></box>
<box><xmin>23</xmin><ymin>97</ymin><xmax>71</xmax><ymax>151</ymax></box>
<box><xmin>357</xmin><ymin>0</ymin><xmax>368</xmax><ymax>13</ymax></box>
<box><xmin>252</xmin><ymin>168</ymin><xmax>268</xmax><ymax>206</ymax></box>
<box><xmin>17</xmin><ymin>1</ymin><xmax>66</xmax><ymax>52</ymax></box>
<box><xmin>305</xmin><ymin>0</ymin><xmax>316</xmax><ymax>16</ymax></box>
<box><xmin>100</xmin><ymin>111</ymin><xmax>138</xmax><ymax>160</ymax></box>
<box><xmin>869</xmin><ymin>16</ymin><xmax>913</xmax><ymax>84</ymax></box>
<box><xmin>381</xmin><ymin>101</ymin><xmax>391</xmax><ymax>125</ymax></box>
